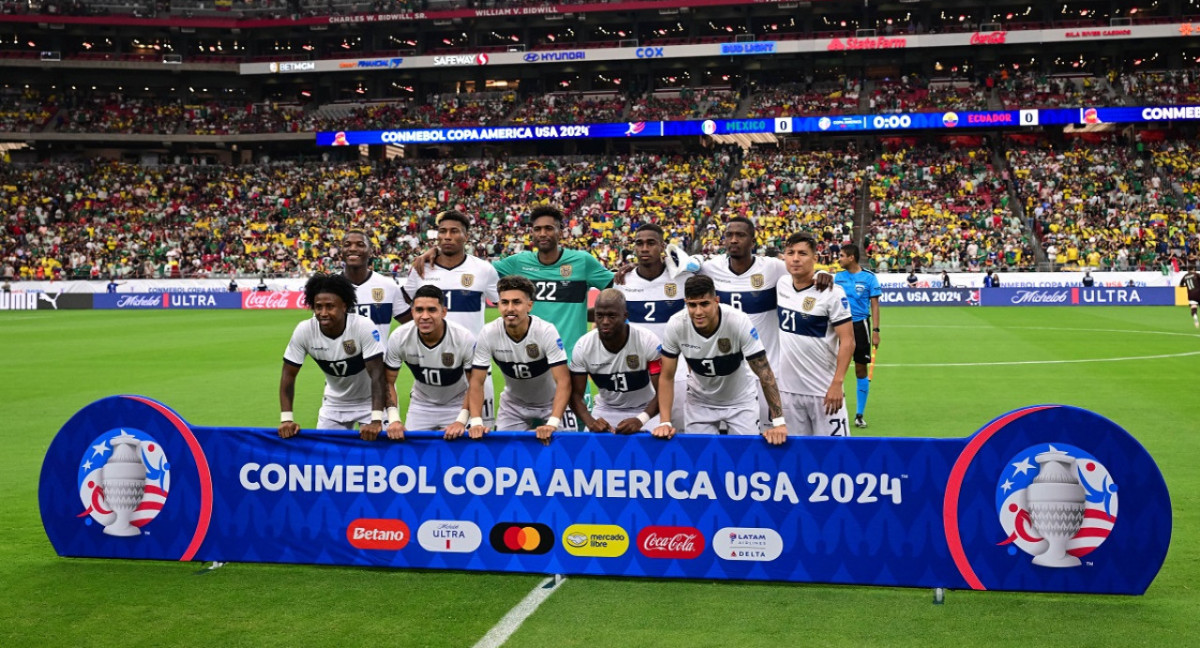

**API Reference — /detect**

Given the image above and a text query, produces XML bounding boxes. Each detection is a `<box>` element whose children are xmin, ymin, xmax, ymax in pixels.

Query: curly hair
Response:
<box><xmin>304</xmin><ymin>273</ymin><xmax>358</xmax><ymax>311</ymax></box>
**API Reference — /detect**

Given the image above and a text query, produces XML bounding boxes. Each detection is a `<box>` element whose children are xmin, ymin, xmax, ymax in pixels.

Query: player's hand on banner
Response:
<box><xmin>386</xmin><ymin>420</ymin><xmax>407</xmax><ymax>441</ymax></box>
<box><xmin>814</xmin><ymin>270</ymin><xmax>834</xmax><ymax>292</ymax></box>
<box><xmin>824</xmin><ymin>384</ymin><xmax>845</xmax><ymax>415</ymax></box>
<box><xmin>651</xmin><ymin>422</ymin><xmax>676</xmax><ymax>440</ymax></box>
<box><xmin>586</xmin><ymin>417</ymin><xmax>614</xmax><ymax>433</ymax></box>
<box><xmin>278</xmin><ymin>421</ymin><xmax>300</xmax><ymax>439</ymax></box>
<box><xmin>360</xmin><ymin>421</ymin><xmax>382</xmax><ymax>441</ymax></box>
<box><xmin>762</xmin><ymin>424</ymin><xmax>788</xmax><ymax>445</ymax></box>
<box><xmin>615</xmin><ymin>417</ymin><xmax>643</xmax><ymax>435</ymax></box>
<box><xmin>468</xmin><ymin>424</ymin><xmax>488</xmax><ymax>439</ymax></box>
<box><xmin>534</xmin><ymin>424</ymin><xmax>555</xmax><ymax>446</ymax></box>
<box><xmin>612</xmin><ymin>263</ymin><xmax>634</xmax><ymax>286</ymax></box>
<box><xmin>443</xmin><ymin>421</ymin><xmax>466</xmax><ymax>440</ymax></box>
<box><xmin>411</xmin><ymin>247</ymin><xmax>438</xmax><ymax>279</ymax></box>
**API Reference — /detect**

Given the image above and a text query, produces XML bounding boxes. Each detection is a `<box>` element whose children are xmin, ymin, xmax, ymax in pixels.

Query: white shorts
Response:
<box><xmin>405</xmin><ymin>396</ymin><xmax>468</xmax><ymax>431</ymax></box>
<box><xmin>591</xmin><ymin>405</ymin><xmax>659</xmax><ymax>433</ymax></box>
<box><xmin>496</xmin><ymin>395</ymin><xmax>577</xmax><ymax>432</ymax></box>
<box><xmin>318</xmin><ymin>403</ymin><xmax>373</xmax><ymax>430</ymax></box>
<box><xmin>782</xmin><ymin>392</ymin><xmax>850</xmax><ymax>437</ymax></box>
<box><xmin>685</xmin><ymin>400</ymin><xmax>759</xmax><ymax>436</ymax></box>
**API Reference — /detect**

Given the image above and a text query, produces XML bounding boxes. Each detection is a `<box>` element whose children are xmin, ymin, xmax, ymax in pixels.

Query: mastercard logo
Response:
<box><xmin>489</xmin><ymin>522</ymin><xmax>554</xmax><ymax>554</ymax></box>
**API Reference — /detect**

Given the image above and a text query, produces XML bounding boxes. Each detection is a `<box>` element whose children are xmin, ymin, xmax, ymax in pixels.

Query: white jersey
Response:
<box><xmin>473</xmin><ymin>315</ymin><xmax>567</xmax><ymax>406</ymax></box>
<box><xmin>776</xmin><ymin>276</ymin><xmax>852</xmax><ymax>397</ymax></box>
<box><xmin>284</xmin><ymin>314</ymin><xmax>384</xmax><ymax>408</ymax></box>
<box><xmin>569</xmin><ymin>325</ymin><xmax>663</xmax><ymax>411</ymax></box>
<box><xmin>402</xmin><ymin>255</ymin><xmax>500</xmax><ymax>332</ymax></box>
<box><xmin>349</xmin><ymin>271</ymin><xmax>406</xmax><ymax>343</ymax></box>
<box><xmin>617</xmin><ymin>267</ymin><xmax>692</xmax><ymax>342</ymax></box>
<box><xmin>660</xmin><ymin>304</ymin><xmax>766</xmax><ymax>408</ymax></box>
<box><xmin>384</xmin><ymin>320</ymin><xmax>477</xmax><ymax>407</ymax></box>
<box><xmin>699</xmin><ymin>255</ymin><xmax>788</xmax><ymax>365</ymax></box>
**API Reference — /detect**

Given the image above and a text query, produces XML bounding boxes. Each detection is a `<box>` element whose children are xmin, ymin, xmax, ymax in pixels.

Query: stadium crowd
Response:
<box><xmin>746</xmin><ymin>80</ymin><xmax>860</xmax><ymax>118</ymax></box>
<box><xmin>870</xmin><ymin>76</ymin><xmax>990</xmax><ymax>113</ymax></box>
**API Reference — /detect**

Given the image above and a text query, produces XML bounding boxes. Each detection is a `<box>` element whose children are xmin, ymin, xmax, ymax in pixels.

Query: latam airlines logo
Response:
<box><xmin>77</xmin><ymin>428</ymin><xmax>170</xmax><ymax>537</ymax></box>
<box><xmin>996</xmin><ymin>443</ymin><xmax>1118</xmax><ymax>567</ymax></box>
<box><xmin>712</xmin><ymin>527</ymin><xmax>783</xmax><ymax>561</ymax></box>
<box><xmin>434</xmin><ymin>53</ymin><xmax>489</xmax><ymax>66</ymax></box>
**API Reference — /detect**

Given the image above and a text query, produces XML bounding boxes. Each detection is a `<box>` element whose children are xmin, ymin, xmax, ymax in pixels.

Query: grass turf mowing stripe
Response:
<box><xmin>472</xmin><ymin>576</ymin><xmax>566</xmax><ymax>648</ymax></box>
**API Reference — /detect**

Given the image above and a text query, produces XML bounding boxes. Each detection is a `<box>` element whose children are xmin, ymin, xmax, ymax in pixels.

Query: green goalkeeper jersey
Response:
<box><xmin>493</xmin><ymin>249</ymin><xmax>614</xmax><ymax>360</ymax></box>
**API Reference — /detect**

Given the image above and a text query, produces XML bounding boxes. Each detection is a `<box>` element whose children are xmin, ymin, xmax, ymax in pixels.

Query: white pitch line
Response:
<box><xmin>472</xmin><ymin>575</ymin><xmax>566</xmax><ymax>648</ymax></box>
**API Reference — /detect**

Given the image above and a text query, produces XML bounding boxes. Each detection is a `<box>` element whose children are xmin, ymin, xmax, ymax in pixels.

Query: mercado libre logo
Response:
<box><xmin>995</xmin><ymin>442</ymin><xmax>1118</xmax><ymax>568</ymax></box>
<box><xmin>77</xmin><ymin>428</ymin><xmax>170</xmax><ymax>537</ymax></box>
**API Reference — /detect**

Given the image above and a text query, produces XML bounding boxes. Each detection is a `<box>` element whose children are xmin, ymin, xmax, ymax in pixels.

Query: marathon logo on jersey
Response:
<box><xmin>417</xmin><ymin>520</ymin><xmax>482</xmax><ymax>553</ymax></box>
<box><xmin>526</xmin><ymin>343</ymin><xmax>541</xmax><ymax>359</ymax></box>
<box><xmin>461</xmin><ymin>274</ymin><xmax>474</xmax><ymax>288</ymax></box>
<box><xmin>343</xmin><ymin>340</ymin><xmax>358</xmax><ymax>355</ymax></box>
<box><xmin>442</xmin><ymin>353</ymin><xmax>455</xmax><ymax>367</ymax></box>
<box><xmin>996</xmin><ymin>443</ymin><xmax>1117</xmax><ymax>568</ymax></box>
<box><xmin>750</xmin><ymin>274</ymin><xmax>765</xmax><ymax>289</ymax></box>
<box><xmin>626</xmin><ymin>355</ymin><xmax>640</xmax><ymax>370</ymax></box>
<box><xmin>372</xmin><ymin>288</ymin><xmax>384</xmax><ymax>302</ymax></box>
<box><xmin>712</xmin><ymin>527</ymin><xmax>783</xmax><ymax>561</ymax></box>
<box><xmin>346</xmin><ymin>519</ymin><xmax>410</xmax><ymax>550</ymax></box>
<box><xmin>76</xmin><ymin>428</ymin><xmax>170</xmax><ymax>538</ymax></box>
<box><xmin>664</xmin><ymin>283</ymin><xmax>678</xmax><ymax>297</ymax></box>
<box><xmin>717</xmin><ymin>338</ymin><xmax>732</xmax><ymax>353</ymax></box>
<box><xmin>637</xmin><ymin>526</ymin><xmax>705</xmax><ymax>559</ymax></box>
<box><xmin>490</xmin><ymin>522</ymin><xmax>554</xmax><ymax>554</ymax></box>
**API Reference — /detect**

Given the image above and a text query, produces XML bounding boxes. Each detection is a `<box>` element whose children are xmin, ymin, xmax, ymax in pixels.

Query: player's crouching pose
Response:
<box><xmin>653</xmin><ymin>275</ymin><xmax>788</xmax><ymax>445</ymax></box>
<box><xmin>278</xmin><ymin>273</ymin><xmax>387</xmax><ymax>440</ymax></box>
<box><xmin>777</xmin><ymin>233</ymin><xmax>856</xmax><ymax>436</ymax></box>
<box><xmin>468</xmin><ymin>276</ymin><xmax>572</xmax><ymax>445</ymax></box>
<box><xmin>569</xmin><ymin>289</ymin><xmax>663</xmax><ymax>434</ymax></box>
<box><xmin>383</xmin><ymin>285</ymin><xmax>477</xmax><ymax>440</ymax></box>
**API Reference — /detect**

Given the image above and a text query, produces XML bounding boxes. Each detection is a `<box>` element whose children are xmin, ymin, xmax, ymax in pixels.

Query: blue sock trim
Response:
<box><xmin>856</xmin><ymin>377</ymin><xmax>870</xmax><ymax>416</ymax></box>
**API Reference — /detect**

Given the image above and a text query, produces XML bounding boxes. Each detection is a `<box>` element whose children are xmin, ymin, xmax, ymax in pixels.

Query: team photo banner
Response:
<box><xmin>40</xmin><ymin>396</ymin><xmax>1169</xmax><ymax>594</ymax></box>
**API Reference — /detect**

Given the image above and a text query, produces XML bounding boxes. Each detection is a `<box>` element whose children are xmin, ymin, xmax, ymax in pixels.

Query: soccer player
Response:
<box><xmin>399</xmin><ymin>210</ymin><xmax>500</xmax><ymax>427</ymax></box>
<box><xmin>616</xmin><ymin>223</ymin><xmax>691</xmax><ymax>428</ymax></box>
<box><xmin>569</xmin><ymin>289</ymin><xmax>663</xmax><ymax>434</ymax></box>
<box><xmin>653</xmin><ymin>275</ymin><xmax>787</xmax><ymax>444</ymax></box>
<box><xmin>383</xmin><ymin>285</ymin><xmax>477</xmax><ymax>440</ymax></box>
<box><xmin>468</xmin><ymin>276</ymin><xmax>571</xmax><ymax>444</ymax></box>
<box><xmin>1182</xmin><ymin>268</ymin><xmax>1200</xmax><ymax>329</ymax></box>
<box><xmin>279</xmin><ymin>273</ymin><xmax>386</xmax><ymax>441</ymax></box>
<box><xmin>780</xmin><ymin>233</ymin><xmax>856</xmax><ymax>436</ymax></box>
<box><xmin>834</xmin><ymin>243</ymin><xmax>881</xmax><ymax>429</ymax></box>
<box><xmin>342</xmin><ymin>230</ymin><xmax>406</xmax><ymax>344</ymax></box>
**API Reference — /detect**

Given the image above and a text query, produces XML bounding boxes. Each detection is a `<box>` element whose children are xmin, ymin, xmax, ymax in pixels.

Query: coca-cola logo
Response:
<box><xmin>116</xmin><ymin>294</ymin><xmax>163</xmax><ymax>308</ymax></box>
<box><xmin>637</xmin><ymin>526</ymin><xmax>705</xmax><ymax>559</ymax></box>
<box><xmin>1010</xmin><ymin>290</ymin><xmax>1069</xmax><ymax>304</ymax></box>
<box><xmin>970</xmin><ymin>31</ymin><xmax>1007</xmax><ymax>45</ymax></box>
<box><xmin>242</xmin><ymin>290</ymin><xmax>307</xmax><ymax>310</ymax></box>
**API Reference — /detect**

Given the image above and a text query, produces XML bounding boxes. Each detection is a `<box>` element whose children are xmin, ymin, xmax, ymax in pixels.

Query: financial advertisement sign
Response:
<box><xmin>40</xmin><ymin>396</ymin><xmax>1170</xmax><ymax>594</ymax></box>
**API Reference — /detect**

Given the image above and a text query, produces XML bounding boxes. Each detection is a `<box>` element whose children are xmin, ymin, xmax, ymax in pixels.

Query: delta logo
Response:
<box><xmin>347</xmin><ymin>518</ymin><xmax>410</xmax><ymax>550</ymax></box>
<box><xmin>562</xmin><ymin>524</ymin><xmax>629</xmax><ymax>558</ymax></box>
<box><xmin>637</xmin><ymin>526</ymin><xmax>705</xmax><ymax>559</ymax></box>
<box><xmin>490</xmin><ymin>522</ymin><xmax>555</xmax><ymax>554</ymax></box>
<box><xmin>712</xmin><ymin>526</ymin><xmax>783</xmax><ymax>561</ymax></box>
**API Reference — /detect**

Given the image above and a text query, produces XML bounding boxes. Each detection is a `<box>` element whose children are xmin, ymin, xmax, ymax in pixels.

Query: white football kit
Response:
<box><xmin>776</xmin><ymin>276</ymin><xmax>853</xmax><ymax>436</ymax></box>
<box><xmin>349</xmin><ymin>270</ymin><xmax>406</xmax><ymax>344</ymax></box>
<box><xmin>472</xmin><ymin>315</ymin><xmax>570</xmax><ymax>431</ymax></box>
<box><xmin>660</xmin><ymin>304</ymin><xmax>766</xmax><ymax>435</ymax></box>
<box><xmin>384</xmin><ymin>320</ymin><xmax>478</xmax><ymax>431</ymax></box>
<box><xmin>617</xmin><ymin>266</ymin><xmax>691</xmax><ymax>429</ymax></box>
<box><xmin>569</xmin><ymin>325</ymin><xmax>663</xmax><ymax>430</ymax></box>
<box><xmin>283</xmin><ymin>313</ymin><xmax>384</xmax><ymax>429</ymax></box>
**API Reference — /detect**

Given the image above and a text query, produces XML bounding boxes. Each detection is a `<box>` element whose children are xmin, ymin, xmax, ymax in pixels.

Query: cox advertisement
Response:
<box><xmin>40</xmin><ymin>396</ymin><xmax>1170</xmax><ymax>594</ymax></box>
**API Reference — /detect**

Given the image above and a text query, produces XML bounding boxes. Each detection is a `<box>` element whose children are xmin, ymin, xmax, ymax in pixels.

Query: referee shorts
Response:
<box><xmin>852</xmin><ymin>319</ymin><xmax>873</xmax><ymax>366</ymax></box>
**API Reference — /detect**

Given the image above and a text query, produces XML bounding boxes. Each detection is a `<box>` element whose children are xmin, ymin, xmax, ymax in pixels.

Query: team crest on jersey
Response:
<box><xmin>442</xmin><ymin>353</ymin><xmax>455</xmax><ymax>367</ymax></box>
<box><xmin>750</xmin><ymin>274</ymin><xmax>765</xmax><ymax>289</ymax></box>
<box><xmin>526</xmin><ymin>343</ymin><xmax>541</xmax><ymax>359</ymax></box>
<box><xmin>717</xmin><ymin>338</ymin><xmax>732</xmax><ymax>353</ymax></box>
<box><xmin>560</xmin><ymin>265</ymin><xmax>573</xmax><ymax>279</ymax></box>
<box><xmin>803</xmin><ymin>297</ymin><xmax>816</xmax><ymax>311</ymax></box>
<box><xmin>626</xmin><ymin>355</ymin><xmax>640</xmax><ymax>369</ymax></box>
<box><xmin>664</xmin><ymin>283</ymin><xmax>678</xmax><ymax>298</ymax></box>
<box><xmin>343</xmin><ymin>340</ymin><xmax>358</xmax><ymax>355</ymax></box>
<box><xmin>461</xmin><ymin>274</ymin><xmax>474</xmax><ymax>288</ymax></box>
<box><xmin>372</xmin><ymin>288</ymin><xmax>384</xmax><ymax>302</ymax></box>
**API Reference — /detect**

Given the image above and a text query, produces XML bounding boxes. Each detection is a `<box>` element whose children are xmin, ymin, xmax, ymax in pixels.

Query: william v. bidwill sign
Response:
<box><xmin>40</xmin><ymin>397</ymin><xmax>1170</xmax><ymax>594</ymax></box>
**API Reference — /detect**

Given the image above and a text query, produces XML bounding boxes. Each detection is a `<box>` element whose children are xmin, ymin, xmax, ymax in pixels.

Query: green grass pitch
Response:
<box><xmin>1</xmin><ymin>306</ymin><xmax>1197</xmax><ymax>647</ymax></box>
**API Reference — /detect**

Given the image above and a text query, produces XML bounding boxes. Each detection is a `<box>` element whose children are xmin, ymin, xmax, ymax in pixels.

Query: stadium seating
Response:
<box><xmin>746</xmin><ymin>81</ymin><xmax>859</xmax><ymax>118</ymax></box>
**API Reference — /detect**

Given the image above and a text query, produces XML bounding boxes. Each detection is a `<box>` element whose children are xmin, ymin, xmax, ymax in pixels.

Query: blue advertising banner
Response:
<box><xmin>93</xmin><ymin>293</ymin><xmax>244</xmax><ymax>310</ymax></box>
<box><xmin>879</xmin><ymin>287</ymin><xmax>981</xmax><ymax>307</ymax></box>
<box><xmin>981</xmin><ymin>286</ymin><xmax>1180</xmax><ymax>307</ymax></box>
<box><xmin>41</xmin><ymin>397</ymin><xmax>1170</xmax><ymax>594</ymax></box>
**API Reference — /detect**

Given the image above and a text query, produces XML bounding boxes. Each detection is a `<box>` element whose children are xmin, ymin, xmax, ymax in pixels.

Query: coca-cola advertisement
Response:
<box><xmin>241</xmin><ymin>291</ymin><xmax>308</xmax><ymax>310</ymax></box>
<box><xmin>970</xmin><ymin>31</ymin><xmax>1008</xmax><ymax>45</ymax></box>
<box><xmin>637</xmin><ymin>526</ymin><xmax>706</xmax><ymax>559</ymax></box>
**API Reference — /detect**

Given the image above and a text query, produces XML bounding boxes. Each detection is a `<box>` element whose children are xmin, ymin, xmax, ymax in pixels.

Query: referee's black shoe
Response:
<box><xmin>854</xmin><ymin>415</ymin><xmax>868</xmax><ymax>429</ymax></box>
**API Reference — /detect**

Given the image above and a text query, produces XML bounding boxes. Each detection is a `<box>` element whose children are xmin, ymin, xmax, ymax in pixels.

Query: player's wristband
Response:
<box><xmin>456</xmin><ymin>409</ymin><xmax>471</xmax><ymax>425</ymax></box>
<box><xmin>469</xmin><ymin>417</ymin><xmax>484</xmax><ymax>428</ymax></box>
<box><xmin>770</xmin><ymin>416</ymin><xmax>786</xmax><ymax>428</ymax></box>
<box><xmin>872</xmin><ymin>327</ymin><xmax>880</xmax><ymax>332</ymax></box>
<box><xmin>386</xmin><ymin>407</ymin><xmax>401</xmax><ymax>424</ymax></box>
<box><xmin>280</xmin><ymin>411</ymin><xmax>294</xmax><ymax>423</ymax></box>
<box><xmin>546</xmin><ymin>416</ymin><xmax>561</xmax><ymax>430</ymax></box>
<box><xmin>371</xmin><ymin>410</ymin><xmax>385</xmax><ymax>422</ymax></box>
<box><xmin>659</xmin><ymin>421</ymin><xmax>675</xmax><ymax>429</ymax></box>
<box><xmin>636</xmin><ymin>412</ymin><xmax>651</xmax><ymax>426</ymax></box>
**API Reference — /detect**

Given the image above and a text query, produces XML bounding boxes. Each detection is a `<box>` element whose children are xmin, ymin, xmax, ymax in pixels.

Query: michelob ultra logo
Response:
<box><xmin>562</xmin><ymin>524</ymin><xmax>629</xmax><ymax>558</ymax></box>
<box><xmin>346</xmin><ymin>518</ymin><xmax>410</xmax><ymax>550</ymax></box>
<box><xmin>417</xmin><ymin>520</ymin><xmax>482</xmax><ymax>553</ymax></box>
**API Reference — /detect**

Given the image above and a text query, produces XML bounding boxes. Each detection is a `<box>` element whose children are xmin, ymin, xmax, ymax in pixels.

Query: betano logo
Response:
<box><xmin>490</xmin><ymin>522</ymin><xmax>555</xmax><ymax>554</ymax></box>
<box><xmin>346</xmin><ymin>518</ymin><xmax>410</xmax><ymax>550</ymax></box>
<box><xmin>561</xmin><ymin>524</ymin><xmax>629</xmax><ymax>557</ymax></box>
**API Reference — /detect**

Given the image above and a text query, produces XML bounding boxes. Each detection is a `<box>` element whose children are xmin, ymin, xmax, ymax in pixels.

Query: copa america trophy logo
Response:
<box><xmin>996</xmin><ymin>443</ymin><xmax>1118</xmax><ymax>567</ymax></box>
<box><xmin>77</xmin><ymin>429</ymin><xmax>171</xmax><ymax>537</ymax></box>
